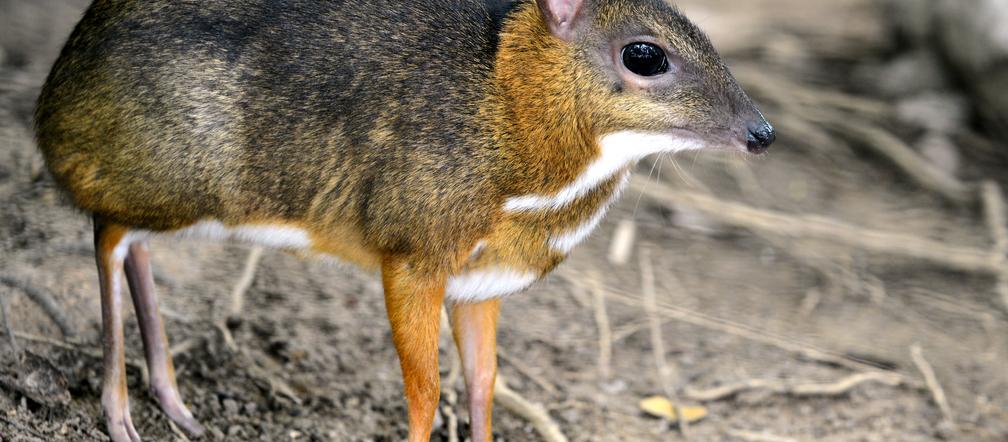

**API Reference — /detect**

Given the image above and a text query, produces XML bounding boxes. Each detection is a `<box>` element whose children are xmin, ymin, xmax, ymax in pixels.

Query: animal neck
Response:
<box><xmin>486</xmin><ymin>2</ymin><xmax>601</xmax><ymax>197</ymax></box>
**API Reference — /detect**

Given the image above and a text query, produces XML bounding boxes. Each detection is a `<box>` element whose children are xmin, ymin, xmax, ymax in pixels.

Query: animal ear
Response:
<box><xmin>535</xmin><ymin>0</ymin><xmax>585</xmax><ymax>41</ymax></box>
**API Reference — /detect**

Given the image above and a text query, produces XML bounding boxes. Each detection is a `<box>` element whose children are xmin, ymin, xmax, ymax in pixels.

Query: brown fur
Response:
<box><xmin>381</xmin><ymin>257</ymin><xmax>445</xmax><ymax>442</ymax></box>
<box><xmin>35</xmin><ymin>1</ymin><xmax>771</xmax><ymax>440</ymax></box>
<box><xmin>36</xmin><ymin>0</ymin><xmax>762</xmax><ymax>281</ymax></box>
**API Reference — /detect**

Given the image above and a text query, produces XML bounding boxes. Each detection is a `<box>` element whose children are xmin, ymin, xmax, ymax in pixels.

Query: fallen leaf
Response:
<box><xmin>639</xmin><ymin>396</ymin><xmax>707</xmax><ymax>423</ymax></box>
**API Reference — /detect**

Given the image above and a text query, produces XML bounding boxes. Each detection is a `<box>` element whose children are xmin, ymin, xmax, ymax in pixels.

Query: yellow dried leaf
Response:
<box><xmin>639</xmin><ymin>396</ymin><xmax>708</xmax><ymax>423</ymax></box>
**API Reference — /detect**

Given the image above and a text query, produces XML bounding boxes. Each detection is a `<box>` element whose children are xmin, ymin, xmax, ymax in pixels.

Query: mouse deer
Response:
<box><xmin>35</xmin><ymin>0</ymin><xmax>774</xmax><ymax>440</ymax></box>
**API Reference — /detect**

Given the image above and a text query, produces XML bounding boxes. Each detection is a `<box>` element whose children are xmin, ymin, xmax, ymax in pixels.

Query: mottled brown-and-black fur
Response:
<box><xmin>36</xmin><ymin>0</ymin><xmax>761</xmax><ymax>278</ymax></box>
<box><xmin>37</xmin><ymin>0</ymin><xmax>513</xmax><ymax>275</ymax></box>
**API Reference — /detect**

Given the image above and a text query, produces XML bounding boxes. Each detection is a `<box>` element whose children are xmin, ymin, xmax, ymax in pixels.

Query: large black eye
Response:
<box><xmin>621</xmin><ymin>42</ymin><xmax>669</xmax><ymax>77</ymax></box>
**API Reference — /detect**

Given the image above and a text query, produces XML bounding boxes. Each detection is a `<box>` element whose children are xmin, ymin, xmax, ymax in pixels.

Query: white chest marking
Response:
<box><xmin>136</xmin><ymin>221</ymin><xmax>314</xmax><ymax>250</ymax></box>
<box><xmin>547</xmin><ymin>211</ymin><xmax>608</xmax><ymax>254</ymax></box>
<box><xmin>446</xmin><ymin>268</ymin><xmax>538</xmax><ymax>302</ymax></box>
<box><xmin>503</xmin><ymin>131</ymin><xmax>703</xmax><ymax>212</ymax></box>
<box><xmin>547</xmin><ymin>172</ymin><xmax>630</xmax><ymax>253</ymax></box>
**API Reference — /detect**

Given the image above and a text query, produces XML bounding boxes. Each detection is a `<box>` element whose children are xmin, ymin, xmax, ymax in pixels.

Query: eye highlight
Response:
<box><xmin>621</xmin><ymin>42</ymin><xmax>669</xmax><ymax>77</ymax></box>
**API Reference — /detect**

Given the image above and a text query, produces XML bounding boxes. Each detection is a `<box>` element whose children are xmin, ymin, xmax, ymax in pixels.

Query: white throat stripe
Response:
<box><xmin>503</xmin><ymin>131</ymin><xmax>702</xmax><ymax>212</ymax></box>
<box><xmin>547</xmin><ymin>172</ymin><xmax>630</xmax><ymax>253</ymax></box>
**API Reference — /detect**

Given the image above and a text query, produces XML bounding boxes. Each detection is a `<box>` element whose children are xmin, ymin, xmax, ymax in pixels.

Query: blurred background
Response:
<box><xmin>1</xmin><ymin>0</ymin><xmax>1006</xmax><ymax>440</ymax></box>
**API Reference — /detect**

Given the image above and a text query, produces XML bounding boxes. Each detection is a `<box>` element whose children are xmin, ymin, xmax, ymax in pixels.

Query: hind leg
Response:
<box><xmin>124</xmin><ymin>241</ymin><xmax>205</xmax><ymax>436</ymax></box>
<box><xmin>95</xmin><ymin>222</ymin><xmax>141</xmax><ymax>442</ymax></box>
<box><xmin>450</xmin><ymin>299</ymin><xmax>499</xmax><ymax>442</ymax></box>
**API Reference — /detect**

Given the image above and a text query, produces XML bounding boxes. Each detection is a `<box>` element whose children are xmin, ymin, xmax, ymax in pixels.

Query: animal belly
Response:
<box><xmin>167</xmin><ymin>220</ymin><xmax>313</xmax><ymax>249</ymax></box>
<box><xmin>135</xmin><ymin>219</ymin><xmax>381</xmax><ymax>270</ymax></box>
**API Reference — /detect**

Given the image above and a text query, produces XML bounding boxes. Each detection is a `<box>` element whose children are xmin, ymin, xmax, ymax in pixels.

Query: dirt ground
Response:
<box><xmin>2</xmin><ymin>1</ymin><xmax>1007</xmax><ymax>441</ymax></box>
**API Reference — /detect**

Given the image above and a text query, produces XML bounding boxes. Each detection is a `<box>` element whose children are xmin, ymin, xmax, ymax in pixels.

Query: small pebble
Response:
<box><xmin>222</xmin><ymin>398</ymin><xmax>239</xmax><ymax>416</ymax></box>
<box><xmin>209</xmin><ymin>426</ymin><xmax>226</xmax><ymax>440</ymax></box>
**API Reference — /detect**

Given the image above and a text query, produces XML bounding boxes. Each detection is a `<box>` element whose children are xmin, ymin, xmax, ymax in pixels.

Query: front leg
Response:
<box><xmin>381</xmin><ymin>258</ymin><xmax>445</xmax><ymax>442</ymax></box>
<box><xmin>450</xmin><ymin>299</ymin><xmax>500</xmax><ymax>442</ymax></box>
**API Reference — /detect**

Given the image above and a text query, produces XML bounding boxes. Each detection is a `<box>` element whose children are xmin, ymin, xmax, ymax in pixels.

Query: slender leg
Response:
<box><xmin>381</xmin><ymin>258</ymin><xmax>445</xmax><ymax>442</ymax></box>
<box><xmin>95</xmin><ymin>222</ymin><xmax>141</xmax><ymax>442</ymax></box>
<box><xmin>124</xmin><ymin>241</ymin><xmax>205</xmax><ymax>436</ymax></box>
<box><xmin>450</xmin><ymin>299</ymin><xmax>500</xmax><ymax>442</ymax></box>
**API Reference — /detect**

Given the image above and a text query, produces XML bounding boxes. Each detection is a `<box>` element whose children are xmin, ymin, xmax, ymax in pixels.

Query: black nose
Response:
<box><xmin>746</xmin><ymin>121</ymin><xmax>776</xmax><ymax>154</ymax></box>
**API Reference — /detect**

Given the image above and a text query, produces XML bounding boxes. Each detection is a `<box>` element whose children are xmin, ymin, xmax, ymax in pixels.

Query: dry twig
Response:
<box><xmin>228</xmin><ymin>246</ymin><xmax>264</xmax><ymax>320</ymax></box>
<box><xmin>9</xmin><ymin>330</ymin><xmax>146</xmax><ymax>376</ymax></box>
<box><xmin>497</xmin><ymin>348</ymin><xmax>559</xmax><ymax>395</ymax></box>
<box><xmin>610</xmin><ymin>321</ymin><xmax>649</xmax><ymax>343</ymax></box>
<box><xmin>494</xmin><ymin>375</ymin><xmax>568</xmax><ymax>442</ymax></box>
<box><xmin>10</xmin><ymin>330</ymin><xmax>85</xmax><ymax>352</ymax></box>
<box><xmin>442</xmin><ymin>400</ymin><xmax>460</xmax><ymax>442</ymax></box>
<box><xmin>241</xmin><ymin>346</ymin><xmax>302</xmax><ymax>404</ymax></box>
<box><xmin>910</xmin><ymin>344</ymin><xmax>956</xmax><ymax>431</ymax></box>
<box><xmin>1</xmin><ymin>290</ymin><xmax>19</xmax><ymax>355</ymax></box>
<box><xmin>629</xmin><ymin>176</ymin><xmax>1002</xmax><ymax>275</ymax></box>
<box><xmin>641</xmin><ymin>249</ymin><xmax>677</xmax><ymax>391</ymax></box>
<box><xmin>817</xmin><ymin>116</ymin><xmax>974</xmax><ymax>204</ymax></box>
<box><xmin>208</xmin><ymin>247</ymin><xmax>299</xmax><ymax>404</ymax></box>
<box><xmin>214</xmin><ymin>321</ymin><xmax>237</xmax><ymax>353</ymax></box>
<box><xmin>684</xmin><ymin>372</ymin><xmax>904</xmax><ymax>402</ymax></box>
<box><xmin>0</xmin><ymin>276</ymin><xmax>75</xmax><ymax>337</ymax></box>
<box><xmin>167</xmin><ymin>420</ymin><xmax>191</xmax><ymax>442</ymax></box>
<box><xmin>557</xmin><ymin>272</ymin><xmax>591</xmax><ymax>309</ymax></box>
<box><xmin>981</xmin><ymin>181</ymin><xmax>1008</xmax><ymax>313</ymax></box>
<box><xmin>169</xmin><ymin>337</ymin><xmax>204</xmax><ymax>358</ymax></box>
<box><xmin>607</xmin><ymin>218</ymin><xmax>637</xmax><ymax>265</ymax></box>
<box><xmin>216</xmin><ymin>246</ymin><xmax>264</xmax><ymax>352</ymax></box>
<box><xmin>725</xmin><ymin>429</ymin><xmax>798</xmax><ymax>442</ymax></box>
<box><xmin>640</xmin><ymin>248</ymin><xmax>689</xmax><ymax>436</ymax></box>
<box><xmin>734</xmin><ymin>66</ymin><xmax>892</xmax><ymax>119</ymax></box>
<box><xmin>769</xmin><ymin>113</ymin><xmax>847</xmax><ymax>155</ymax></box>
<box><xmin>740</xmin><ymin>66</ymin><xmax>969</xmax><ymax>203</ymax></box>
<box><xmin>588</xmin><ymin>273</ymin><xmax>613</xmax><ymax>381</ymax></box>
<box><xmin>160</xmin><ymin>307</ymin><xmax>198</xmax><ymax>324</ymax></box>
<box><xmin>599</xmin><ymin>287</ymin><xmax>921</xmax><ymax>388</ymax></box>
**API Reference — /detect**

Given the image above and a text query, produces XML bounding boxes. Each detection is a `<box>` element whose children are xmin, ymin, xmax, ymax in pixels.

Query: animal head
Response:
<box><xmin>527</xmin><ymin>0</ymin><xmax>775</xmax><ymax>156</ymax></box>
